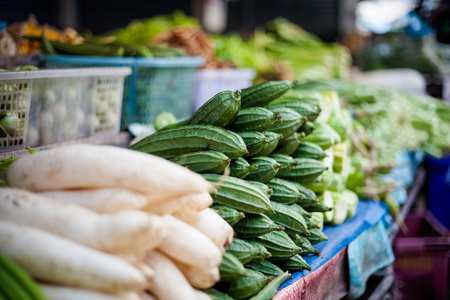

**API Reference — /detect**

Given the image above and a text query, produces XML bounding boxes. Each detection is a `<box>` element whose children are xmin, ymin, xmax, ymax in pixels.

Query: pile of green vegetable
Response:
<box><xmin>213</xmin><ymin>18</ymin><xmax>351</xmax><ymax>82</ymax></box>
<box><xmin>295</xmin><ymin>79</ymin><xmax>450</xmax><ymax>215</ymax></box>
<box><xmin>107</xmin><ymin>10</ymin><xmax>199</xmax><ymax>46</ymax></box>
<box><xmin>131</xmin><ymin>79</ymin><xmax>360</xmax><ymax>299</ymax></box>
<box><xmin>23</xmin><ymin>22</ymin><xmax>185</xmax><ymax>58</ymax></box>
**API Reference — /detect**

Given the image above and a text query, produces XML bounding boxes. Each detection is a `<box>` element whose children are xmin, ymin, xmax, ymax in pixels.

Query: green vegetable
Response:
<box><xmin>234</xmin><ymin>213</ymin><xmax>283</xmax><ymax>238</ymax></box>
<box><xmin>304</xmin><ymin>169</ymin><xmax>333</xmax><ymax>193</ymax></box>
<box><xmin>204</xmin><ymin>289</ymin><xmax>235</xmax><ymax>300</ymax></box>
<box><xmin>265</xmin><ymin>107</ymin><xmax>304</xmax><ymax>138</ymax></box>
<box><xmin>291</xmin><ymin>234</ymin><xmax>320</xmax><ymax>255</ymax></box>
<box><xmin>203</xmin><ymin>174</ymin><xmax>274</xmax><ymax>214</ymax></box>
<box><xmin>246</xmin><ymin>156</ymin><xmax>282</xmax><ymax>183</ymax></box>
<box><xmin>0</xmin><ymin>252</ymin><xmax>46</xmax><ymax>300</ymax></box>
<box><xmin>307</xmin><ymin>228</ymin><xmax>328</xmax><ymax>245</ymax></box>
<box><xmin>292</xmin><ymin>142</ymin><xmax>326</xmax><ymax>159</ymax></box>
<box><xmin>0</xmin><ymin>112</ymin><xmax>19</xmax><ymax>137</ymax></box>
<box><xmin>253</xmin><ymin>132</ymin><xmax>283</xmax><ymax>157</ymax></box>
<box><xmin>0</xmin><ymin>155</ymin><xmax>17</xmax><ymax>174</ymax></box>
<box><xmin>246</xmin><ymin>260</ymin><xmax>284</xmax><ymax>277</ymax></box>
<box><xmin>255</xmin><ymin>231</ymin><xmax>302</xmax><ymax>260</ymax></box>
<box><xmin>226</xmin><ymin>238</ymin><xmax>259</xmax><ymax>264</ymax></box>
<box><xmin>265</xmin><ymin>201</ymin><xmax>309</xmax><ymax>236</ymax></box>
<box><xmin>237</xmin><ymin>132</ymin><xmax>269</xmax><ymax>158</ymax></box>
<box><xmin>109</xmin><ymin>10</ymin><xmax>199</xmax><ymax>45</ymax></box>
<box><xmin>153</xmin><ymin>111</ymin><xmax>177</xmax><ymax>131</ymax></box>
<box><xmin>247</xmin><ymin>181</ymin><xmax>273</xmax><ymax>198</ymax></box>
<box><xmin>188</xmin><ymin>90</ymin><xmax>241</xmax><ymax>128</ymax></box>
<box><xmin>302</xmin><ymin>123</ymin><xmax>341</xmax><ymax>150</ymax></box>
<box><xmin>169</xmin><ymin>151</ymin><xmax>230</xmax><ymax>174</ymax></box>
<box><xmin>230</xmin><ymin>157</ymin><xmax>258</xmax><ymax>179</ymax></box>
<box><xmin>266</xmin><ymin>178</ymin><xmax>301</xmax><ymax>204</ymax></box>
<box><xmin>227</xmin><ymin>269</ymin><xmax>272</xmax><ymax>300</ymax></box>
<box><xmin>247</xmin><ymin>241</ymin><xmax>272</xmax><ymax>263</ymax></box>
<box><xmin>279</xmin><ymin>158</ymin><xmax>328</xmax><ymax>184</ymax></box>
<box><xmin>227</xmin><ymin>107</ymin><xmax>277</xmax><ymax>132</ymax></box>
<box><xmin>274</xmin><ymin>132</ymin><xmax>303</xmax><ymax>156</ymax></box>
<box><xmin>241</xmin><ymin>81</ymin><xmax>297</xmax><ymax>108</ymax></box>
<box><xmin>268</xmin><ymin>153</ymin><xmax>296</xmax><ymax>177</ymax></box>
<box><xmin>249</xmin><ymin>271</ymin><xmax>291</xmax><ymax>300</ymax></box>
<box><xmin>219</xmin><ymin>252</ymin><xmax>248</xmax><ymax>281</ymax></box>
<box><xmin>210</xmin><ymin>205</ymin><xmax>245</xmax><ymax>227</ymax></box>
<box><xmin>287</xmin><ymin>181</ymin><xmax>318</xmax><ymax>206</ymax></box>
<box><xmin>276</xmin><ymin>254</ymin><xmax>311</xmax><ymax>271</ymax></box>
<box><xmin>130</xmin><ymin>125</ymin><xmax>247</xmax><ymax>159</ymax></box>
<box><xmin>298</xmin><ymin>121</ymin><xmax>316</xmax><ymax>136</ymax></box>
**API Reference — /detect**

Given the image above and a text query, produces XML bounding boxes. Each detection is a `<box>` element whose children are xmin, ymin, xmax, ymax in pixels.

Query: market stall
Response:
<box><xmin>1</xmin><ymin>6</ymin><xmax>450</xmax><ymax>300</ymax></box>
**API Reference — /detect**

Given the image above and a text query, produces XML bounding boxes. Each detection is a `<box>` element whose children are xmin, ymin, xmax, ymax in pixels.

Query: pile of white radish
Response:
<box><xmin>0</xmin><ymin>144</ymin><xmax>235</xmax><ymax>300</ymax></box>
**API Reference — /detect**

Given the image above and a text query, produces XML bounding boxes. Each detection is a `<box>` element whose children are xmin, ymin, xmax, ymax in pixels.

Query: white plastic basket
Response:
<box><xmin>193</xmin><ymin>68</ymin><xmax>256</xmax><ymax>111</ymax></box>
<box><xmin>0</xmin><ymin>78</ymin><xmax>32</xmax><ymax>152</ymax></box>
<box><xmin>0</xmin><ymin>67</ymin><xmax>131</xmax><ymax>152</ymax></box>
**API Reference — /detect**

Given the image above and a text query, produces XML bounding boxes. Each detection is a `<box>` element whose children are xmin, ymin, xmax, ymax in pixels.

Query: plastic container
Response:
<box><xmin>0</xmin><ymin>67</ymin><xmax>131</xmax><ymax>151</ymax></box>
<box><xmin>0</xmin><ymin>55</ymin><xmax>39</xmax><ymax>71</ymax></box>
<box><xmin>425</xmin><ymin>154</ymin><xmax>450</xmax><ymax>229</ymax></box>
<box><xmin>393</xmin><ymin>210</ymin><xmax>450</xmax><ymax>300</ymax></box>
<box><xmin>38</xmin><ymin>55</ymin><xmax>205</xmax><ymax>128</ymax></box>
<box><xmin>0</xmin><ymin>75</ymin><xmax>32</xmax><ymax>152</ymax></box>
<box><xmin>193</xmin><ymin>68</ymin><xmax>256</xmax><ymax>111</ymax></box>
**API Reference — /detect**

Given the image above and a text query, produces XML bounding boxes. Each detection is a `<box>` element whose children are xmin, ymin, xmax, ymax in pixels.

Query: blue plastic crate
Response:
<box><xmin>425</xmin><ymin>154</ymin><xmax>450</xmax><ymax>230</ymax></box>
<box><xmin>38</xmin><ymin>55</ymin><xmax>205</xmax><ymax>129</ymax></box>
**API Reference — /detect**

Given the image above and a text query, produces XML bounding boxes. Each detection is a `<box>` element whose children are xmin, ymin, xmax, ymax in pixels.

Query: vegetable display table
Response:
<box><xmin>275</xmin><ymin>200</ymin><xmax>393</xmax><ymax>299</ymax></box>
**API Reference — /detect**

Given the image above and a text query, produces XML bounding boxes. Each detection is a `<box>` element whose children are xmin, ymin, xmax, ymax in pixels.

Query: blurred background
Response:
<box><xmin>1</xmin><ymin>1</ymin><xmax>450</xmax><ymax>300</ymax></box>
<box><xmin>2</xmin><ymin>0</ymin><xmax>450</xmax><ymax>98</ymax></box>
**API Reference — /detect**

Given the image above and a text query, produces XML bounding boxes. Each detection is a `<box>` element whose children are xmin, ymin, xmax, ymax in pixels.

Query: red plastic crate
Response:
<box><xmin>393</xmin><ymin>210</ymin><xmax>450</xmax><ymax>300</ymax></box>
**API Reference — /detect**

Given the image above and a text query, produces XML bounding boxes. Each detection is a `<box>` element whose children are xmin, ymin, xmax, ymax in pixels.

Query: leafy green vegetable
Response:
<box><xmin>107</xmin><ymin>10</ymin><xmax>199</xmax><ymax>45</ymax></box>
<box><xmin>0</xmin><ymin>156</ymin><xmax>17</xmax><ymax>174</ymax></box>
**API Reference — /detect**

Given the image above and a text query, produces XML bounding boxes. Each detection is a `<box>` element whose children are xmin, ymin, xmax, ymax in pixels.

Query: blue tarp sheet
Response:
<box><xmin>279</xmin><ymin>200</ymin><xmax>388</xmax><ymax>290</ymax></box>
<box><xmin>347</xmin><ymin>220</ymin><xmax>395</xmax><ymax>298</ymax></box>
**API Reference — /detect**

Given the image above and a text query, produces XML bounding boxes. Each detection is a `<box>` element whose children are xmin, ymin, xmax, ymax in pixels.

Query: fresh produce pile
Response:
<box><xmin>6</xmin><ymin>14</ymin><xmax>84</xmax><ymax>55</ymax></box>
<box><xmin>151</xmin><ymin>27</ymin><xmax>235</xmax><ymax>69</ymax></box>
<box><xmin>23</xmin><ymin>28</ymin><xmax>184</xmax><ymax>58</ymax></box>
<box><xmin>107</xmin><ymin>10</ymin><xmax>200</xmax><ymax>46</ymax></box>
<box><xmin>295</xmin><ymin>80</ymin><xmax>450</xmax><ymax>214</ymax></box>
<box><xmin>131</xmin><ymin>79</ymin><xmax>359</xmax><ymax>299</ymax></box>
<box><xmin>0</xmin><ymin>144</ymin><xmax>242</xmax><ymax>300</ymax></box>
<box><xmin>213</xmin><ymin>18</ymin><xmax>351</xmax><ymax>82</ymax></box>
<box><xmin>15</xmin><ymin>12</ymin><xmax>350</xmax><ymax>80</ymax></box>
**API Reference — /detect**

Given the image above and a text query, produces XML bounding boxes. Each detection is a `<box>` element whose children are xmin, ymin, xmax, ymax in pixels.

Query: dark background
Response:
<box><xmin>1</xmin><ymin>0</ymin><xmax>342</xmax><ymax>42</ymax></box>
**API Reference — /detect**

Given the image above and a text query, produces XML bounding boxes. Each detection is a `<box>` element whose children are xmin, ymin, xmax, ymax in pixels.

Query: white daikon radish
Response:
<box><xmin>157</xmin><ymin>216</ymin><xmax>222</xmax><ymax>269</ymax></box>
<box><xmin>0</xmin><ymin>221</ymin><xmax>147</xmax><ymax>293</ymax></box>
<box><xmin>38</xmin><ymin>188</ymin><xmax>148</xmax><ymax>213</ymax></box>
<box><xmin>115</xmin><ymin>253</ymin><xmax>147</xmax><ymax>266</ymax></box>
<box><xmin>145</xmin><ymin>250</ymin><xmax>197</xmax><ymax>300</ymax></box>
<box><xmin>196</xmin><ymin>209</ymin><xmax>234</xmax><ymax>252</ymax></box>
<box><xmin>144</xmin><ymin>196</ymin><xmax>190</xmax><ymax>216</ymax></box>
<box><xmin>141</xmin><ymin>293</ymin><xmax>157</xmax><ymax>300</ymax></box>
<box><xmin>171</xmin><ymin>258</ymin><xmax>219</xmax><ymax>289</ymax></box>
<box><xmin>172</xmin><ymin>205</ymin><xmax>200</xmax><ymax>225</ymax></box>
<box><xmin>115</xmin><ymin>254</ymin><xmax>155</xmax><ymax>280</ymax></box>
<box><xmin>40</xmin><ymin>284</ymin><xmax>125</xmax><ymax>300</ymax></box>
<box><xmin>145</xmin><ymin>192</ymin><xmax>213</xmax><ymax>211</ymax></box>
<box><xmin>117</xmin><ymin>291</ymin><xmax>146</xmax><ymax>300</ymax></box>
<box><xmin>185</xmin><ymin>192</ymin><xmax>214</xmax><ymax>211</ymax></box>
<box><xmin>174</xmin><ymin>207</ymin><xmax>233</xmax><ymax>252</ymax></box>
<box><xmin>194</xmin><ymin>290</ymin><xmax>214</xmax><ymax>300</ymax></box>
<box><xmin>0</xmin><ymin>189</ymin><xmax>166</xmax><ymax>253</ymax></box>
<box><xmin>7</xmin><ymin>144</ymin><xmax>214</xmax><ymax>196</ymax></box>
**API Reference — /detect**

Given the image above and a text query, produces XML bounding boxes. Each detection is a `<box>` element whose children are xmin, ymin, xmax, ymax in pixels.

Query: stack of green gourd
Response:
<box><xmin>130</xmin><ymin>80</ymin><xmax>358</xmax><ymax>299</ymax></box>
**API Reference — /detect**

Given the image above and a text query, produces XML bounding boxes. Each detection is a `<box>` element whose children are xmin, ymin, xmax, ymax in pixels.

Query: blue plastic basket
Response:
<box><xmin>38</xmin><ymin>55</ymin><xmax>205</xmax><ymax>128</ymax></box>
